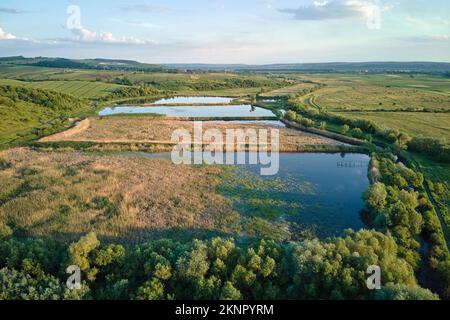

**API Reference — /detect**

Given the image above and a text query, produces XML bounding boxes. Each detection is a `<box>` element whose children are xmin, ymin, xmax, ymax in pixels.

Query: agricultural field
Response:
<box><xmin>312</xmin><ymin>82</ymin><xmax>450</xmax><ymax>112</ymax></box>
<box><xmin>258</xmin><ymin>82</ymin><xmax>318</xmax><ymax>97</ymax></box>
<box><xmin>0</xmin><ymin>65</ymin><xmax>125</xmax><ymax>82</ymax></box>
<box><xmin>0</xmin><ymin>65</ymin><xmax>291</xmax><ymax>94</ymax></box>
<box><xmin>288</xmin><ymin>73</ymin><xmax>450</xmax><ymax>144</ymax></box>
<box><xmin>338</xmin><ymin>112</ymin><xmax>450</xmax><ymax>141</ymax></box>
<box><xmin>0</xmin><ymin>79</ymin><xmax>126</xmax><ymax>99</ymax></box>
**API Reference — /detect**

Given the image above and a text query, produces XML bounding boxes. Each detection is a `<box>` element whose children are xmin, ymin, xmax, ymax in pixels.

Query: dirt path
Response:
<box><xmin>40</xmin><ymin>119</ymin><xmax>90</xmax><ymax>142</ymax></box>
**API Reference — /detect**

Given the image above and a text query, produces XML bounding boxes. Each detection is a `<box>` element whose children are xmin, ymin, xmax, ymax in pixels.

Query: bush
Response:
<box><xmin>350</xmin><ymin>128</ymin><xmax>365</xmax><ymax>139</ymax></box>
<box><xmin>341</xmin><ymin>125</ymin><xmax>350</xmax><ymax>135</ymax></box>
<box><xmin>285</xmin><ymin>110</ymin><xmax>297</xmax><ymax>122</ymax></box>
<box><xmin>0</xmin><ymin>158</ymin><xmax>11</xmax><ymax>171</ymax></box>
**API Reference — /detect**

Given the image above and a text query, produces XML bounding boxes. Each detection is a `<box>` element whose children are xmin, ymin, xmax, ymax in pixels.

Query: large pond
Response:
<box><xmin>131</xmin><ymin>152</ymin><xmax>370</xmax><ymax>238</ymax></box>
<box><xmin>99</xmin><ymin>105</ymin><xmax>276</xmax><ymax>118</ymax></box>
<box><xmin>152</xmin><ymin>96</ymin><xmax>233</xmax><ymax>104</ymax></box>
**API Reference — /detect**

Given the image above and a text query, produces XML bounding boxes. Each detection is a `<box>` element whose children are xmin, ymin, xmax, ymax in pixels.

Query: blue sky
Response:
<box><xmin>0</xmin><ymin>0</ymin><xmax>449</xmax><ymax>63</ymax></box>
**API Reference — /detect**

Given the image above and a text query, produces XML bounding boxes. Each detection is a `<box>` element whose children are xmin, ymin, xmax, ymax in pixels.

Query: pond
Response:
<box><xmin>221</xmin><ymin>120</ymin><xmax>286</xmax><ymax>127</ymax></box>
<box><xmin>227</xmin><ymin>152</ymin><xmax>370</xmax><ymax>238</ymax></box>
<box><xmin>99</xmin><ymin>105</ymin><xmax>277</xmax><ymax>118</ymax></box>
<box><xmin>152</xmin><ymin>96</ymin><xmax>234</xmax><ymax>104</ymax></box>
<box><xmin>129</xmin><ymin>152</ymin><xmax>370</xmax><ymax>238</ymax></box>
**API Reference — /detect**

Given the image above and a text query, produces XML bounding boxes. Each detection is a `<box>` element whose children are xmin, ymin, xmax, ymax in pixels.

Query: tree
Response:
<box><xmin>374</xmin><ymin>284</ymin><xmax>439</xmax><ymax>300</ymax></box>
<box><xmin>285</xmin><ymin>110</ymin><xmax>297</xmax><ymax>122</ymax></box>
<box><xmin>0</xmin><ymin>223</ymin><xmax>12</xmax><ymax>239</ymax></box>
<box><xmin>434</xmin><ymin>183</ymin><xmax>446</xmax><ymax>196</ymax></box>
<box><xmin>364</xmin><ymin>183</ymin><xmax>388</xmax><ymax>212</ymax></box>
<box><xmin>300</xmin><ymin>118</ymin><xmax>314</xmax><ymax>128</ymax></box>
<box><xmin>350</xmin><ymin>128</ymin><xmax>365</xmax><ymax>139</ymax></box>
<box><xmin>67</xmin><ymin>232</ymin><xmax>100</xmax><ymax>281</ymax></box>
<box><xmin>220</xmin><ymin>282</ymin><xmax>242</xmax><ymax>300</ymax></box>
<box><xmin>319</xmin><ymin>121</ymin><xmax>327</xmax><ymax>130</ymax></box>
<box><xmin>394</xmin><ymin>133</ymin><xmax>411</xmax><ymax>151</ymax></box>
<box><xmin>135</xmin><ymin>278</ymin><xmax>166</xmax><ymax>300</ymax></box>
<box><xmin>341</xmin><ymin>125</ymin><xmax>350</xmax><ymax>135</ymax></box>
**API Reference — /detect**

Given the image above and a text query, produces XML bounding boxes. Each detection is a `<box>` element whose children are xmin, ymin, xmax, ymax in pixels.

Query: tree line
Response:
<box><xmin>0</xmin><ymin>230</ymin><xmax>439</xmax><ymax>300</ymax></box>
<box><xmin>363</xmin><ymin>153</ymin><xmax>449</xmax><ymax>298</ymax></box>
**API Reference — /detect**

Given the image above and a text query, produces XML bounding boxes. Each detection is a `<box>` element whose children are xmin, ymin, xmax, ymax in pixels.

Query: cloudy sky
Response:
<box><xmin>0</xmin><ymin>0</ymin><xmax>449</xmax><ymax>63</ymax></box>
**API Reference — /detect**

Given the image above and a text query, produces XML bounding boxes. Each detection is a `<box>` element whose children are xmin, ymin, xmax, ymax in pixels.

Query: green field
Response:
<box><xmin>259</xmin><ymin>82</ymin><xmax>318</xmax><ymax>97</ymax></box>
<box><xmin>338</xmin><ymin>112</ymin><xmax>450</xmax><ymax>141</ymax></box>
<box><xmin>0</xmin><ymin>79</ymin><xmax>127</xmax><ymax>99</ymax></box>
<box><xmin>292</xmin><ymin>73</ymin><xmax>450</xmax><ymax>111</ymax></box>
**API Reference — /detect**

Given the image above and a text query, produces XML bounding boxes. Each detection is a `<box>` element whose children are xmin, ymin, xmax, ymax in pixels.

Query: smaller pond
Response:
<box><xmin>153</xmin><ymin>96</ymin><xmax>233</xmax><ymax>104</ymax></box>
<box><xmin>99</xmin><ymin>105</ymin><xmax>276</xmax><ymax>118</ymax></box>
<box><xmin>218</xmin><ymin>120</ymin><xmax>286</xmax><ymax>127</ymax></box>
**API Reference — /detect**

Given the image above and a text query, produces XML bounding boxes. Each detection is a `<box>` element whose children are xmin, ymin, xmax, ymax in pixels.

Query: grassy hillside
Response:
<box><xmin>0</xmin><ymin>79</ymin><xmax>127</xmax><ymax>100</ymax></box>
<box><xmin>0</xmin><ymin>85</ymin><xmax>90</xmax><ymax>149</ymax></box>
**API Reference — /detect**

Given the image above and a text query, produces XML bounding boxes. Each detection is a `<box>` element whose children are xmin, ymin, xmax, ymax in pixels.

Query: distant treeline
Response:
<box><xmin>121</xmin><ymin>78</ymin><xmax>292</xmax><ymax>92</ymax></box>
<box><xmin>0</xmin><ymin>57</ymin><xmax>169</xmax><ymax>73</ymax></box>
<box><xmin>164</xmin><ymin>62</ymin><xmax>450</xmax><ymax>74</ymax></box>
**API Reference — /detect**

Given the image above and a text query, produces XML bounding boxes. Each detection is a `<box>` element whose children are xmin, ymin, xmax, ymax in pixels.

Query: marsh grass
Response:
<box><xmin>217</xmin><ymin>167</ymin><xmax>317</xmax><ymax>240</ymax></box>
<box><xmin>0</xmin><ymin>148</ymin><xmax>243</xmax><ymax>243</ymax></box>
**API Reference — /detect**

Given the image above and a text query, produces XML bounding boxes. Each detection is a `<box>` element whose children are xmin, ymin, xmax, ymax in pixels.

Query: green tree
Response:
<box><xmin>285</xmin><ymin>110</ymin><xmax>297</xmax><ymax>122</ymax></box>
<box><xmin>341</xmin><ymin>125</ymin><xmax>350</xmax><ymax>135</ymax></box>
<box><xmin>374</xmin><ymin>284</ymin><xmax>439</xmax><ymax>300</ymax></box>
<box><xmin>67</xmin><ymin>232</ymin><xmax>100</xmax><ymax>281</ymax></box>
<box><xmin>220</xmin><ymin>282</ymin><xmax>242</xmax><ymax>300</ymax></box>
<box><xmin>364</xmin><ymin>182</ymin><xmax>388</xmax><ymax>212</ymax></box>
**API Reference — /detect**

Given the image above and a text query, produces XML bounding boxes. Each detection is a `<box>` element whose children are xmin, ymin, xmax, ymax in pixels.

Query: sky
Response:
<box><xmin>0</xmin><ymin>0</ymin><xmax>449</xmax><ymax>64</ymax></box>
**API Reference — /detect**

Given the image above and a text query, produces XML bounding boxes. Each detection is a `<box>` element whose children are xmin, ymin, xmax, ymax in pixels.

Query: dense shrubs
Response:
<box><xmin>408</xmin><ymin>137</ymin><xmax>450</xmax><ymax>162</ymax></box>
<box><xmin>0</xmin><ymin>85</ymin><xmax>85</xmax><ymax>112</ymax></box>
<box><xmin>363</xmin><ymin>153</ymin><xmax>450</xmax><ymax>297</ymax></box>
<box><xmin>126</xmin><ymin>77</ymin><xmax>291</xmax><ymax>92</ymax></box>
<box><xmin>0</xmin><ymin>230</ymin><xmax>438</xmax><ymax>300</ymax></box>
<box><xmin>108</xmin><ymin>86</ymin><xmax>161</xmax><ymax>100</ymax></box>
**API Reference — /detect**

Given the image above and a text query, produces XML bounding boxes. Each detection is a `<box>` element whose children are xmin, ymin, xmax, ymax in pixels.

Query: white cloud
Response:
<box><xmin>0</xmin><ymin>26</ymin><xmax>17</xmax><ymax>40</ymax></box>
<box><xmin>121</xmin><ymin>4</ymin><xmax>172</xmax><ymax>14</ymax></box>
<box><xmin>280</xmin><ymin>0</ymin><xmax>389</xmax><ymax>21</ymax></box>
<box><xmin>68</xmin><ymin>25</ymin><xmax>153</xmax><ymax>45</ymax></box>
<box><xmin>314</xmin><ymin>1</ymin><xmax>329</xmax><ymax>7</ymax></box>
